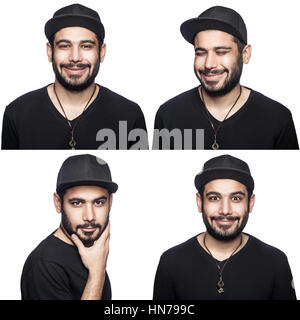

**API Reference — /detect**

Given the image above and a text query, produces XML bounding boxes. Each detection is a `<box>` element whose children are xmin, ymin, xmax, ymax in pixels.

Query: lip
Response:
<box><xmin>213</xmin><ymin>218</ymin><xmax>238</xmax><ymax>227</ymax></box>
<box><xmin>63</xmin><ymin>66</ymin><xmax>88</xmax><ymax>75</ymax></box>
<box><xmin>203</xmin><ymin>72</ymin><xmax>226</xmax><ymax>82</ymax></box>
<box><xmin>80</xmin><ymin>227</ymin><xmax>97</xmax><ymax>232</ymax></box>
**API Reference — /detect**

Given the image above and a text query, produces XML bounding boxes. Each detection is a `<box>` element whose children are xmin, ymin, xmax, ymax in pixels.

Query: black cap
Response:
<box><xmin>180</xmin><ymin>6</ymin><xmax>247</xmax><ymax>45</ymax></box>
<box><xmin>45</xmin><ymin>3</ymin><xmax>105</xmax><ymax>43</ymax></box>
<box><xmin>194</xmin><ymin>154</ymin><xmax>254</xmax><ymax>194</ymax></box>
<box><xmin>56</xmin><ymin>154</ymin><xmax>118</xmax><ymax>194</ymax></box>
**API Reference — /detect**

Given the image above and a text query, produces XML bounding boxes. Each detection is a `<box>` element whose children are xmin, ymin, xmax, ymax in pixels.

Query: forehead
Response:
<box><xmin>64</xmin><ymin>185</ymin><xmax>108</xmax><ymax>199</ymax></box>
<box><xmin>54</xmin><ymin>26</ymin><xmax>98</xmax><ymax>42</ymax></box>
<box><xmin>194</xmin><ymin>29</ymin><xmax>236</xmax><ymax>48</ymax></box>
<box><xmin>204</xmin><ymin>179</ymin><xmax>247</xmax><ymax>194</ymax></box>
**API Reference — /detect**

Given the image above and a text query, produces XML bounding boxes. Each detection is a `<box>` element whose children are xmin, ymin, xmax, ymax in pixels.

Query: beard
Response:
<box><xmin>52</xmin><ymin>55</ymin><xmax>100</xmax><ymax>92</ymax></box>
<box><xmin>202</xmin><ymin>204</ymin><xmax>249</xmax><ymax>242</ymax></box>
<box><xmin>61</xmin><ymin>207</ymin><xmax>107</xmax><ymax>247</ymax></box>
<box><xmin>194</xmin><ymin>54</ymin><xmax>243</xmax><ymax>97</ymax></box>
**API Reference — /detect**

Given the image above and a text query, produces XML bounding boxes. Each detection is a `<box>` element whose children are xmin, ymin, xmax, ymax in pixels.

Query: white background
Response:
<box><xmin>0</xmin><ymin>150</ymin><xmax>299</xmax><ymax>299</ymax></box>
<box><xmin>0</xmin><ymin>0</ymin><xmax>299</xmax><ymax>143</ymax></box>
<box><xmin>0</xmin><ymin>0</ymin><xmax>299</xmax><ymax>300</ymax></box>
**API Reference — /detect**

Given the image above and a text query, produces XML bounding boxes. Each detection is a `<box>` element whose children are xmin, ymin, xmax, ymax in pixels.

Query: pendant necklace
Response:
<box><xmin>53</xmin><ymin>83</ymin><xmax>97</xmax><ymax>149</ymax></box>
<box><xmin>203</xmin><ymin>232</ymin><xmax>243</xmax><ymax>294</ymax></box>
<box><xmin>200</xmin><ymin>85</ymin><xmax>242</xmax><ymax>150</ymax></box>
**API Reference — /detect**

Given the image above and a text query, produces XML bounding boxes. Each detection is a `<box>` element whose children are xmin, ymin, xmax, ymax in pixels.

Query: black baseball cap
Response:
<box><xmin>45</xmin><ymin>3</ymin><xmax>105</xmax><ymax>43</ymax></box>
<box><xmin>194</xmin><ymin>154</ymin><xmax>254</xmax><ymax>194</ymax></box>
<box><xmin>180</xmin><ymin>6</ymin><xmax>247</xmax><ymax>45</ymax></box>
<box><xmin>56</xmin><ymin>154</ymin><xmax>118</xmax><ymax>194</ymax></box>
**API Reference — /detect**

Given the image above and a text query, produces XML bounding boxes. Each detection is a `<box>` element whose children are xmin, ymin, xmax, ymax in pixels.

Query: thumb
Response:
<box><xmin>71</xmin><ymin>234</ymin><xmax>84</xmax><ymax>252</ymax></box>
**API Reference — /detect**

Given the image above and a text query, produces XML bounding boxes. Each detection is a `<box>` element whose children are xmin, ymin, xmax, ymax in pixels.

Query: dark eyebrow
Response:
<box><xmin>205</xmin><ymin>191</ymin><xmax>246</xmax><ymax>197</ymax></box>
<box><xmin>80</xmin><ymin>40</ymin><xmax>97</xmax><ymax>45</ymax></box>
<box><xmin>94</xmin><ymin>196</ymin><xmax>108</xmax><ymax>201</ymax></box>
<box><xmin>231</xmin><ymin>191</ymin><xmax>246</xmax><ymax>197</ymax></box>
<box><xmin>55</xmin><ymin>39</ymin><xmax>97</xmax><ymax>45</ymax></box>
<box><xmin>195</xmin><ymin>46</ymin><xmax>232</xmax><ymax>51</ymax></box>
<box><xmin>55</xmin><ymin>39</ymin><xmax>71</xmax><ymax>45</ymax></box>
<box><xmin>205</xmin><ymin>191</ymin><xmax>221</xmax><ymax>197</ymax></box>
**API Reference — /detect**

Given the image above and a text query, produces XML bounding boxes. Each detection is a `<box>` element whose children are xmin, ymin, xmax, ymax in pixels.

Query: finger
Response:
<box><xmin>71</xmin><ymin>233</ymin><xmax>84</xmax><ymax>252</ymax></box>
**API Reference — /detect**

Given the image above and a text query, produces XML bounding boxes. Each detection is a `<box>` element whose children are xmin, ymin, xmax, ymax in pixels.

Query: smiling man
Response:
<box><xmin>2</xmin><ymin>4</ymin><xmax>148</xmax><ymax>149</ymax></box>
<box><xmin>153</xmin><ymin>6</ymin><xmax>298</xmax><ymax>149</ymax></box>
<box><xmin>153</xmin><ymin>154</ymin><xmax>296</xmax><ymax>299</ymax></box>
<box><xmin>21</xmin><ymin>154</ymin><xmax>118</xmax><ymax>300</ymax></box>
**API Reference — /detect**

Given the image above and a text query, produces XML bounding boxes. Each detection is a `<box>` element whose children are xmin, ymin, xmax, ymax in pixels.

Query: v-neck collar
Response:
<box><xmin>44</xmin><ymin>84</ymin><xmax>102</xmax><ymax>125</ymax></box>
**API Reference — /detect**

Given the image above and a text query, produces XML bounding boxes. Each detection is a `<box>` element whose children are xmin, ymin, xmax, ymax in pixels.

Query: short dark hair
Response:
<box><xmin>232</xmin><ymin>36</ymin><xmax>246</xmax><ymax>55</ymax></box>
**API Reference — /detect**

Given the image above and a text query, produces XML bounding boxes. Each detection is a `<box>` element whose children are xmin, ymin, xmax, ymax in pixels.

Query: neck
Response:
<box><xmin>53</xmin><ymin>80</ymin><xmax>97</xmax><ymax>107</ymax></box>
<box><xmin>53</xmin><ymin>224</ymin><xmax>74</xmax><ymax>246</ymax></box>
<box><xmin>202</xmin><ymin>232</ymin><xmax>244</xmax><ymax>260</ymax></box>
<box><xmin>201</xmin><ymin>83</ymin><xmax>241</xmax><ymax>111</ymax></box>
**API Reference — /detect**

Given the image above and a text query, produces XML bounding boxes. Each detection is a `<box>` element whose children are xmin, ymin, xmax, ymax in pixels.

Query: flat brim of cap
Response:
<box><xmin>57</xmin><ymin>180</ymin><xmax>118</xmax><ymax>194</ymax></box>
<box><xmin>194</xmin><ymin>168</ymin><xmax>254</xmax><ymax>193</ymax></box>
<box><xmin>45</xmin><ymin>14</ymin><xmax>105</xmax><ymax>42</ymax></box>
<box><xmin>180</xmin><ymin>17</ymin><xmax>246</xmax><ymax>45</ymax></box>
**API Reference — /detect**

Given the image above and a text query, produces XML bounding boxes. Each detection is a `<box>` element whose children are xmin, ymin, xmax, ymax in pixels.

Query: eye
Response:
<box><xmin>208</xmin><ymin>195</ymin><xmax>220</xmax><ymax>201</ymax></box>
<box><xmin>231</xmin><ymin>196</ymin><xmax>242</xmax><ymax>202</ymax></box>
<box><xmin>70</xmin><ymin>200</ymin><xmax>82</xmax><ymax>206</ymax></box>
<box><xmin>58</xmin><ymin>44</ymin><xmax>71</xmax><ymax>49</ymax></box>
<box><xmin>81</xmin><ymin>44</ymin><xmax>93</xmax><ymax>49</ymax></box>
<box><xmin>216</xmin><ymin>50</ymin><xmax>229</xmax><ymax>55</ymax></box>
<box><xmin>94</xmin><ymin>199</ymin><xmax>106</xmax><ymax>206</ymax></box>
<box><xmin>195</xmin><ymin>51</ymin><xmax>206</xmax><ymax>57</ymax></box>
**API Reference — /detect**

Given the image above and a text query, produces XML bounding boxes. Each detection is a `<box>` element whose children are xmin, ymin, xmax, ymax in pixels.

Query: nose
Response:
<box><xmin>205</xmin><ymin>51</ymin><xmax>218</xmax><ymax>70</ymax></box>
<box><xmin>83</xmin><ymin>203</ymin><xmax>95</xmax><ymax>222</ymax></box>
<box><xmin>219</xmin><ymin>197</ymin><xmax>232</xmax><ymax>216</ymax></box>
<box><xmin>69</xmin><ymin>45</ymin><xmax>82</xmax><ymax>63</ymax></box>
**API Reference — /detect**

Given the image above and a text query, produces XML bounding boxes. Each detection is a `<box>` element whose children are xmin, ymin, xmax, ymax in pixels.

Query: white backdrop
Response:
<box><xmin>0</xmin><ymin>150</ymin><xmax>299</xmax><ymax>299</ymax></box>
<box><xmin>0</xmin><ymin>0</ymin><xmax>299</xmax><ymax>144</ymax></box>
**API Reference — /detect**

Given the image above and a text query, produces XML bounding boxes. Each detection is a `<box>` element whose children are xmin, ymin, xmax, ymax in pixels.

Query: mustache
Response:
<box><xmin>211</xmin><ymin>216</ymin><xmax>240</xmax><ymax>221</ymax></box>
<box><xmin>77</xmin><ymin>222</ymin><xmax>101</xmax><ymax>230</ymax></box>
<box><xmin>198</xmin><ymin>68</ymin><xmax>229</xmax><ymax>76</ymax></box>
<box><xmin>61</xmin><ymin>63</ymin><xmax>91</xmax><ymax>69</ymax></box>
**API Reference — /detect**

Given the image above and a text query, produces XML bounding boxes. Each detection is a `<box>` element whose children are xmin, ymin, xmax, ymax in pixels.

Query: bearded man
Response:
<box><xmin>21</xmin><ymin>154</ymin><xmax>118</xmax><ymax>299</ymax></box>
<box><xmin>153</xmin><ymin>6</ymin><xmax>298</xmax><ymax>149</ymax></box>
<box><xmin>153</xmin><ymin>154</ymin><xmax>296</xmax><ymax>299</ymax></box>
<box><xmin>2</xmin><ymin>4</ymin><xmax>147</xmax><ymax>149</ymax></box>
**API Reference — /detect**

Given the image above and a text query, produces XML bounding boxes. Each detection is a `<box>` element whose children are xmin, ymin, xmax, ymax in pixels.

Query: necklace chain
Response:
<box><xmin>200</xmin><ymin>85</ymin><xmax>242</xmax><ymax>150</ymax></box>
<box><xmin>53</xmin><ymin>83</ymin><xmax>97</xmax><ymax>149</ymax></box>
<box><xmin>203</xmin><ymin>232</ymin><xmax>243</xmax><ymax>294</ymax></box>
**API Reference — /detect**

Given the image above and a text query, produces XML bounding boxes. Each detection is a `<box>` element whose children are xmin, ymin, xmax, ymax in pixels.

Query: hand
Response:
<box><xmin>71</xmin><ymin>222</ymin><xmax>110</xmax><ymax>277</ymax></box>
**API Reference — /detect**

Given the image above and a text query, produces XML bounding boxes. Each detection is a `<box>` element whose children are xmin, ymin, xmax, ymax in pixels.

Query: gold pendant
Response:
<box><xmin>217</xmin><ymin>279</ymin><xmax>224</xmax><ymax>294</ymax></box>
<box><xmin>69</xmin><ymin>137</ymin><xmax>76</xmax><ymax>150</ymax></box>
<box><xmin>212</xmin><ymin>141</ymin><xmax>219</xmax><ymax>150</ymax></box>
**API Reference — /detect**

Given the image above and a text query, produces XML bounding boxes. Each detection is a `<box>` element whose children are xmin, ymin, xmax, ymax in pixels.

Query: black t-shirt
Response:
<box><xmin>153</xmin><ymin>87</ymin><xmax>299</xmax><ymax>149</ymax></box>
<box><xmin>2</xmin><ymin>85</ymin><xmax>148</xmax><ymax>149</ymax></box>
<box><xmin>21</xmin><ymin>233</ymin><xmax>111</xmax><ymax>300</ymax></box>
<box><xmin>153</xmin><ymin>234</ymin><xmax>296</xmax><ymax>300</ymax></box>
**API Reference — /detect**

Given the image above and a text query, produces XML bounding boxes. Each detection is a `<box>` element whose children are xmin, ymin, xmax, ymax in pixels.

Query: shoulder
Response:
<box><xmin>160</xmin><ymin>236</ymin><xmax>198</xmax><ymax>263</ymax></box>
<box><xmin>5</xmin><ymin>87</ymin><xmax>48</xmax><ymax>114</ymax></box>
<box><xmin>156</xmin><ymin>87</ymin><xmax>199</xmax><ymax>116</ymax></box>
<box><xmin>22</xmin><ymin>234</ymin><xmax>65</xmax><ymax>271</ymax></box>
<box><xmin>249</xmin><ymin>90</ymin><xmax>293</xmax><ymax>118</ymax></box>
<box><xmin>248</xmin><ymin>235</ymin><xmax>288</xmax><ymax>262</ymax></box>
<box><xmin>99</xmin><ymin>85</ymin><xmax>143</xmax><ymax>113</ymax></box>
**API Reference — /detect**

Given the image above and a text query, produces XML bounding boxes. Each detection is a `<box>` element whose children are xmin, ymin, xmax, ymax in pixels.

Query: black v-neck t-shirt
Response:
<box><xmin>153</xmin><ymin>234</ymin><xmax>296</xmax><ymax>300</ymax></box>
<box><xmin>1</xmin><ymin>85</ymin><xmax>148</xmax><ymax>149</ymax></box>
<box><xmin>153</xmin><ymin>87</ymin><xmax>299</xmax><ymax>149</ymax></box>
<box><xmin>21</xmin><ymin>233</ymin><xmax>111</xmax><ymax>300</ymax></box>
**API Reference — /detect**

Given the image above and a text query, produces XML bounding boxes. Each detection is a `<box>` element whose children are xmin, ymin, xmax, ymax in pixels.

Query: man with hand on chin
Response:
<box><xmin>21</xmin><ymin>154</ymin><xmax>118</xmax><ymax>300</ymax></box>
<box><xmin>153</xmin><ymin>6</ymin><xmax>298</xmax><ymax>149</ymax></box>
<box><xmin>2</xmin><ymin>3</ymin><xmax>147</xmax><ymax>149</ymax></box>
<box><xmin>153</xmin><ymin>155</ymin><xmax>296</xmax><ymax>299</ymax></box>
